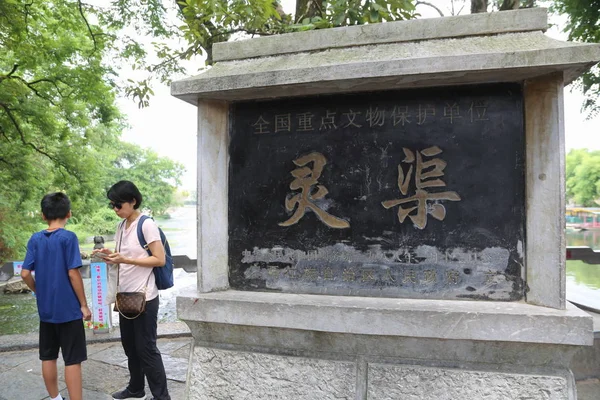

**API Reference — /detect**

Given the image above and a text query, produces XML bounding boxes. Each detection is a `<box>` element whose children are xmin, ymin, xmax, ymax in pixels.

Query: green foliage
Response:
<box><xmin>90</xmin><ymin>0</ymin><xmax>417</xmax><ymax>103</ymax></box>
<box><xmin>566</xmin><ymin>149</ymin><xmax>600</xmax><ymax>206</ymax></box>
<box><xmin>552</xmin><ymin>0</ymin><xmax>600</xmax><ymax>118</ymax></box>
<box><xmin>70</xmin><ymin>207</ymin><xmax>121</xmax><ymax>237</ymax></box>
<box><xmin>110</xmin><ymin>142</ymin><xmax>184</xmax><ymax>216</ymax></box>
<box><xmin>0</xmin><ymin>1</ymin><xmax>184</xmax><ymax>262</ymax></box>
<box><xmin>291</xmin><ymin>0</ymin><xmax>417</xmax><ymax>30</ymax></box>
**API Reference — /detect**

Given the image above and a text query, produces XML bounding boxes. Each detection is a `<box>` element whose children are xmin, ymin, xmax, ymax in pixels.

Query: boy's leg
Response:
<box><xmin>42</xmin><ymin>360</ymin><xmax>60</xmax><ymax>398</ymax></box>
<box><xmin>59</xmin><ymin>319</ymin><xmax>87</xmax><ymax>400</ymax></box>
<box><xmin>64</xmin><ymin>363</ymin><xmax>83</xmax><ymax>400</ymax></box>
<box><xmin>39</xmin><ymin>322</ymin><xmax>61</xmax><ymax>398</ymax></box>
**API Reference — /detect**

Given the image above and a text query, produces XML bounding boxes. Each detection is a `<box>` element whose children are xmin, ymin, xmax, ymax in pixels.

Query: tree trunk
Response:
<box><xmin>295</xmin><ymin>0</ymin><xmax>321</xmax><ymax>23</ymax></box>
<box><xmin>499</xmin><ymin>0</ymin><xmax>520</xmax><ymax>10</ymax></box>
<box><xmin>470</xmin><ymin>0</ymin><xmax>488</xmax><ymax>13</ymax></box>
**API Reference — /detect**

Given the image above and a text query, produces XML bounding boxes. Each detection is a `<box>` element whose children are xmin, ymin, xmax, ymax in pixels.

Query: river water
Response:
<box><xmin>1</xmin><ymin>206</ymin><xmax>599</xmax><ymax>335</ymax></box>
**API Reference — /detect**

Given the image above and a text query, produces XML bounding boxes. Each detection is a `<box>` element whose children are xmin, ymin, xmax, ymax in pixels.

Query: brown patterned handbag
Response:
<box><xmin>115</xmin><ymin>291</ymin><xmax>146</xmax><ymax>319</ymax></box>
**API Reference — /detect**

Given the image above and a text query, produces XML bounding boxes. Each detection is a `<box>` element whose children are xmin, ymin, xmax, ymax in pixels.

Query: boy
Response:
<box><xmin>21</xmin><ymin>192</ymin><xmax>92</xmax><ymax>400</ymax></box>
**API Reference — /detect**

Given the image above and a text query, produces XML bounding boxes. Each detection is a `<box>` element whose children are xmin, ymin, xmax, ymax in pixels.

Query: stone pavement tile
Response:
<box><xmin>157</xmin><ymin>338</ymin><xmax>191</xmax><ymax>356</ymax></box>
<box><xmin>0</xmin><ymin>365</ymin><xmax>66</xmax><ymax>400</ymax></box>
<box><xmin>0</xmin><ymin>348</ymin><xmax>39</xmax><ymax>373</ymax></box>
<box><xmin>168</xmin><ymin>379</ymin><xmax>187</xmax><ymax>400</ymax></box>
<box><xmin>577</xmin><ymin>379</ymin><xmax>600</xmax><ymax>400</ymax></box>
<box><xmin>81</xmin><ymin>359</ymin><xmax>132</xmax><ymax>395</ymax></box>
<box><xmin>81</xmin><ymin>388</ymin><xmax>113</xmax><ymax>400</ymax></box>
<box><xmin>170</xmin><ymin>342</ymin><xmax>191</xmax><ymax>360</ymax></box>
<box><xmin>87</xmin><ymin>341</ymin><xmax>118</xmax><ymax>357</ymax></box>
<box><xmin>162</xmin><ymin>353</ymin><xmax>188</xmax><ymax>383</ymax></box>
<box><xmin>25</xmin><ymin>355</ymin><xmax>129</xmax><ymax>396</ymax></box>
<box><xmin>88</xmin><ymin>343</ymin><xmax>129</xmax><ymax>368</ymax></box>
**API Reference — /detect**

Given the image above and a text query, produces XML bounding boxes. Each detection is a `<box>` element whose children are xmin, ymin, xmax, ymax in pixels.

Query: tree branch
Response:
<box><xmin>77</xmin><ymin>0</ymin><xmax>98</xmax><ymax>54</ymax></box>
<box><xmin>28</xmin><ymin>78</ymin><xmax>68</xmax><ymax>98</ymax></box>
<box><xmin>13</xmin><ymin>76</ymin><xmax>58</xmax><ymax>106</ymax></box>
<box><xmin>0</xmin><ymin>64</ymin><xmax>19</xmax><ymax>82</ymax></box>
<box><xmin>0</xmin><ymin>104</ymin><xmax>76</xmax><ymax>176</ymax></box>
<box><xmin>416</xmin><ymin>1</ymin><xmax>445</xmax><ymax>17</ymax></box>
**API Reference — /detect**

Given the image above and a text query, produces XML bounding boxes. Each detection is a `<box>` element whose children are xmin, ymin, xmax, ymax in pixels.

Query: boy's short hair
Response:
<box><xmin>41</xmin><ymin>192</ymin><xmax>71</xmax><ymax>221</ymax></box>
<box><xmin>107</xmin><ymin>180</ymin><xmax>143</xmax><ymax>210</ymax></box>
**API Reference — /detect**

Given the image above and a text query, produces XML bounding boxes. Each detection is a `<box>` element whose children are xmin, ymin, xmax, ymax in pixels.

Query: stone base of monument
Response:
<box><xmin>178</xmin><ymin>292</ymin><xmax>591</xmax><ymax>399</ymax></box>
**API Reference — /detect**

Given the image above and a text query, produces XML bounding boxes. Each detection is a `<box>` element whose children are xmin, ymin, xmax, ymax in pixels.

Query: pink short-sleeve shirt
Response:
<box><xmin>116</xmin><ymin>215</ymin><xmax>161</xmax><ymax>300</ymax></box>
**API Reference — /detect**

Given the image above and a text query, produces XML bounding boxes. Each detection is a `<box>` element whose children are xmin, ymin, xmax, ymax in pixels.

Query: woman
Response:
<box><xmin>93</xmin><ymin>180</ymin><xmax>171</xmax><ymax>400</ymax></box>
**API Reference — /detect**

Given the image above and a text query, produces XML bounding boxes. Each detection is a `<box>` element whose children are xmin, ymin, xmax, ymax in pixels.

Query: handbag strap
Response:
<box><xmin>116</xmin><ymin>220</ymin><xmax>125</xmax><ymax>288</ymax></box>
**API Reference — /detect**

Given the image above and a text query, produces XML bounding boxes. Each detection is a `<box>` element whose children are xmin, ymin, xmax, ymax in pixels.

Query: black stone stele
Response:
<box><xmin>228</xmin><ymin>83</ymin><xmax>525</xmax><ymax>301</ymax></box>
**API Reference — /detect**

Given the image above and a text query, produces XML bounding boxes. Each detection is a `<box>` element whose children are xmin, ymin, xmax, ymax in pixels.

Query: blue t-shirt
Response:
<box><xmin>22</xmin><ymin>228</ymin><xmax>83</xmax><ymax>323</ymax></box>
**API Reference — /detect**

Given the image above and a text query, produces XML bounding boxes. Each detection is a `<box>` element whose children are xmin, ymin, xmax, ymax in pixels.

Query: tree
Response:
<box><xmin>471</xmin><ymin>0</ymin><xmax>535</xmax><ymax>13</ymax></box>
<box><xmin>0</xmin><ymin>1</ymin><xmax>184</xmax><ymax>259</ymax></box>
<box><xmin>92</xmin><ymin>0</ymin><xmax>417</xmax><ymax>103</ymax></box>
<box><xmin>566</xmin><ymin>149</ymin><xmax>600</xmax><ymax>206</ymax></box>
<box><xmin>0</xmin><ymin>0</ymin><xmax>118</xmax><ymax>258</ymax></box>
<box><xmin>444</xmin><ymin>0</ymin><xmax>598</xmax><ymax>116</ymax></box>
<box><xmin>552</xmin><ymin>0</ymin><xmax>600</xmax><ymax>118</ymax></box>
<box><xmin>110</xmin><ymin>142</ymin><xmax>184</xmax><ymax>216</ymax></box>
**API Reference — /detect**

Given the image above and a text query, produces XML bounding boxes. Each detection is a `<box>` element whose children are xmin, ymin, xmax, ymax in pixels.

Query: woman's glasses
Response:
<box><xmin>109</xmin><ymin>202</ymin><xmax>123</xmax><ymax>210</ymax></box>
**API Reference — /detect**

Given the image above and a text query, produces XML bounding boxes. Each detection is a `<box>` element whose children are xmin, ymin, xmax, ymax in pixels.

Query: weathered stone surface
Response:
<box><xmin>172</xmin><ymin>32</ymin><xmax>600</xmax><ymax>103</ymax></box>
<box><xmin>525</xmin><ymin>74</ymin><xmax>566</xmax><ymax>309</ymax></box>
<box><xmin>188</xmin><ymin>347</ymin><xmax>355</xmax><ymax>400</ymax></box>
<box><xmin>572</xmin><ymin>337</ymin><xmax>600</xmax><ymax>381</ymax></box>
<box><xmin>197</xmin><ymin>100</ymin><xmax>229</xmax><ymax>293</ymax></box>
<box><xmin>214</xmin><ymin>8</ymin><xmax>549</xmax><ymax>62</ymax></box>
<box><xmin>368</xmin><ymin>363</ymin><xmax>570</xmax><ymax>400</ymax></box>
<box><xmin>177</xmin><ymin>291</ymin><xmax>593</xmax><ymax>345</ymax></box>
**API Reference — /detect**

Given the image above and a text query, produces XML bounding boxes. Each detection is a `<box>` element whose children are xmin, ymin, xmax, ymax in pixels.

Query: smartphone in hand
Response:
<box><xmin>91</xmin><ymin>251</ymin><xmax>109</xmax><ymax>260</ymax></box>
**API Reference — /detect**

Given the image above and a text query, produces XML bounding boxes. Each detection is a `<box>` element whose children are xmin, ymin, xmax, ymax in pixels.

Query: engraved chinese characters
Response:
<box><xmin>229</xmin><ymin>84</ymin><xmax>525</xmax><ymax>300</ymax></box>
<box><xmin>382</xmin><ymin>146</ymin><xmax>461</xmax><ymax>229</ymax></box>
<box><xmin>279</xmin><ymin>152</ymin><xmax>350</xmax><ymax>229</ymax></box>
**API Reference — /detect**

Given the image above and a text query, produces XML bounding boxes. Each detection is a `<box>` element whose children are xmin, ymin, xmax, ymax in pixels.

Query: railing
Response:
<box><xmin>0</xmin><ymin>255</ymin><xmax>199</xmax><ymax>282</ymax></box>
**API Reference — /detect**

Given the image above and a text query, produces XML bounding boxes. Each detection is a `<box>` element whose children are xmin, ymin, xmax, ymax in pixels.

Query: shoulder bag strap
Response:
<box><xmin>136</xmin><ymin>215</ymin><xmax>152</xmax><ymax>256</ymax></box>
<box><xmin>116</xmin><ymin>220</ymin><xmax>126</xmax><ymax>289</ymax></box>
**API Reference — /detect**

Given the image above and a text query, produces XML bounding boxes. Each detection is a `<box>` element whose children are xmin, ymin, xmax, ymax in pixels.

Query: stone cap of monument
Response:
<box><xmin>177</xmin><ymin>291</ymin><xmax>594</xmax><ymax>346</ymax></box>
<box><xmin>171</xmin><ymin>8</ymin><xmax>600</xmax><ymax>105</ymax></box>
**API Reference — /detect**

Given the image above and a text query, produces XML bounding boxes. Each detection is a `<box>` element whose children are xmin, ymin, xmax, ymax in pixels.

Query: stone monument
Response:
<box><xmin>173</xmin><ymin>8</ymin><xmax>600</xmax><ymax>399</ymax></box>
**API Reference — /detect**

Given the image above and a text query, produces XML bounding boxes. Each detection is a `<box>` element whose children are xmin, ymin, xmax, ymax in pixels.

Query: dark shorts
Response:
<box><xmin>39</xmin><ymin>319</ymin><xmax>87</xmax><ymax>366</ymax></box>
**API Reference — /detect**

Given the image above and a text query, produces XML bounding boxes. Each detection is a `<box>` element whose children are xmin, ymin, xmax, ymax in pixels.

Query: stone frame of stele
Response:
<box><xmin>173</xmin><ymin>8</ymin><xmax>600</xmax><ymax>400</ymax></box>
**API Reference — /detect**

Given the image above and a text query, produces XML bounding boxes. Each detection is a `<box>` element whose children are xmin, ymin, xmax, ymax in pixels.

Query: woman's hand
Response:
<box><xmin>91</xmin><ymin>248</ymin><xmax>111</xmax><ymax>257</ymax></box>
<box><xmin>104</xmin><ymin>252</ymin><xmax>128</xmax><ymax>264</ymax></box>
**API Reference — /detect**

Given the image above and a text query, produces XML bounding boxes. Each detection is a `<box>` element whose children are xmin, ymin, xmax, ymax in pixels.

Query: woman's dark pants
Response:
<box><xmin>119</xmin><ymin>296</ymin><xmax>170</xmax><ymax>400</ymax></box>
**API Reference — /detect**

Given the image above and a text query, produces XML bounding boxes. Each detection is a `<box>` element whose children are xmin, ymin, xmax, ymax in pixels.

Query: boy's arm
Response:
<box><xmin>21</xmin><ymin>269</ymin><xmax>36</xmax><ymax>293</ymax></box>
<box><xmin>68</xmin><ymin>268</ymin><xmax>92</xmax><ymax>320</ymax></box>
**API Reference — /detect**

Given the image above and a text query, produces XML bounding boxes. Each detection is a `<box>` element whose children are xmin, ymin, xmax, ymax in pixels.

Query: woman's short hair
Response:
<box><xmin>107</xmin><ymin>180</ymin><xmax>143</xmax><ymax>210</ymax></box>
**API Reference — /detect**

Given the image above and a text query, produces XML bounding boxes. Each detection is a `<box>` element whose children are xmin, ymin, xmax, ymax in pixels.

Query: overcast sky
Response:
<box><xmin>117</xmin><ymin>0</ymin><xmax>599</xmax><ymax>191</ymax></box>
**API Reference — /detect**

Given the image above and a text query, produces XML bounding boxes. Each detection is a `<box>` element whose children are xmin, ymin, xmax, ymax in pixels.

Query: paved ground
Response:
<box><xmin>0</xmin><ymin>323</ymin><xmax>191</xmax><ymax>400</ymax></box>
<box><xmin>0</xmin><ymin>337</ymin><xmax>191</xmax><ymax>400</ymax></box>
